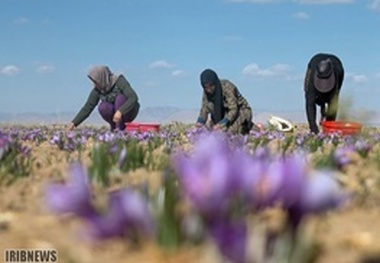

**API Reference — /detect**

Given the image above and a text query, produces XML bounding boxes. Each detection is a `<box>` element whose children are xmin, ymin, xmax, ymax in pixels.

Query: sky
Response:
<box><xmin>1</xmin><ymin>0</ymin><xmax>380</xmax><ymax>119</ymax></box>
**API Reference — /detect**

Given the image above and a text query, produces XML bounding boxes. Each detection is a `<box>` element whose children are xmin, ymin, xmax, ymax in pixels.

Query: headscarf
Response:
<box><xmin>88</xmin><ymin>66</ymin><xmax>119</xmax><ymax>93</ymax></box>
<box><xmin>200</xmin><ymin>69</ymin><xmax>224</xmax><ymax>123</ymax></box>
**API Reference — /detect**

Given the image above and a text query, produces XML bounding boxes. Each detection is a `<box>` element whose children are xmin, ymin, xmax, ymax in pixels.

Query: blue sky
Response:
<box><xmin>1</xmin><ymin>0</ymin><xmax>380</xmax><ymax>119</ymax></box>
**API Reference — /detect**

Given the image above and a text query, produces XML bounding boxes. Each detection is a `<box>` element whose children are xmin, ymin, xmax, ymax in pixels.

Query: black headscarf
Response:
<box><xmin>200</xmin><ymin>69</ymin><xmax>224</xmax><ymax>123</ymax></box>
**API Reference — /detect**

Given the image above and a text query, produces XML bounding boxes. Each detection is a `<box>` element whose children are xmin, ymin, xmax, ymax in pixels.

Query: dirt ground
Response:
<box><xmin>1</xmin><ymin>128</ymin><xmax>380</xmax><ymax>263</ymax></box>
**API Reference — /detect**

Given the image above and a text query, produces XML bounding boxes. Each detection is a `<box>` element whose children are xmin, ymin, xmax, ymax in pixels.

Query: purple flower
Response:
<box><xmin>174</xmin><ymin>132</ymin><xmax>236</xmax><ymax>215</ymax></box>
<box><xmin>295</xmin><ymin>133</ymin><xmax>305</xmax><ymax>146</ymax></box>
<box><xmin>229</xmin><ymin>134</ymin><xmax>248</xmax><ymax>149</ymax></box>
<box><xmin>333</xmin><ymin>146</ymin><xmax>354</xmax><ymax>168</ymax></box>
<box><xmin>45</xmin><ymin>162</ymin><xmax>154</xmax><ymax>242</ymax></box>
<box><xmin>299</xmin><ymin>170</ymin><xmax>349</xmax><ymax>213</ymax></box>
<box><xmin>354</xmin><ymin>139</ymin><xmax>372</xmax><ymax>157</ymax></box>
<box><xmin>275</xmin><ymin>154</ymin><xmax>308</xmax><ymax>208</ymax></box>
<box><xmin>207</xmin><ymin>217</ymin><xmax>248</xmax><ymax>263</ymax></box>
<box><xmin>66</xmin><ymin>131</ymin><xmax>76</xmax><ymax>139</ymax></box>
<box><xmin>49</xmin><ymin>133</ymin><xmax>61</xmax><ymax>145</ymax></box>
<box><xmin>97</xmin><ymin>134</ymin><xmax>105</xmax><ymax>142</ymax></box>
<box><xmin>185</xmin><ymin>126</ymin><xmax>209</xmax><ymax>143</ymax></box>
<box><xmin>88</xmin><ymin>189</ymin><xmax>154</xmax><ymax>240</ymax></box>
<box><xmin>234</xmin><ymin>149</ymin><xmax>282</xmax><ymax>209</ymax></box>
<box><xmin>274</xmin><ymin>160</ymin><xmax>349</xmax><ymax>229</ymax></box>
<box><xmin>22</xmin><ymin>128</ymin><xmax>43</xmax><ymax>141</ymax></box>
<box><xmin>44</xmin><ymin>162</ymin><xmax>96</xmax><ymax>218</ymax></box>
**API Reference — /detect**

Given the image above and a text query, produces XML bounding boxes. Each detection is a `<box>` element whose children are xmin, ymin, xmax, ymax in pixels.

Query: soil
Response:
<box><xmin>1</xmin><ymin>127</ymin><xmax>380</xmax><ymax>263</ymax></box>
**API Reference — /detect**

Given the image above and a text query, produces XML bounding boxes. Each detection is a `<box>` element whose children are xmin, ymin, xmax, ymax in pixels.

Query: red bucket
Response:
<box><xmin>125</xmin><ymin>122</ymin><xmax>160</xmax><ymax>133</ymax></box>
<box><xmin>322</xmin><ymin>121</ymin><xmax>362</xmax><ymax>135</ymax></box>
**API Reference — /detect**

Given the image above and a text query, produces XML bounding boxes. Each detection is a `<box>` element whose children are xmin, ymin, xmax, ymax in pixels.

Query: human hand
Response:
<box><xmin>319</xmin><ymin>116</ymin><xmax>326</xmax><ymax>125</ymax></box>
<box><xmin>310</xmin><ymin>125</ymin><xmax>319</xmax><ymax>134</ymax></box>
<box><xmin>66</xmin><ymin>122</ymin><xmax>75</xmax><ymax>132</ymax></box>
<box><xmin>195</xmin><ymin>122</ymin><xmax>203</xmax><ymax>128</ymax></box>
<box><xmin>113</xmin><ymin>110</ymin><xmax>122</xmax><ymax>123</ymax></box>
<box><xmin>213</xmin><ymin>124</ymin><xmax>222</xmax><ymax>131</ymax></box>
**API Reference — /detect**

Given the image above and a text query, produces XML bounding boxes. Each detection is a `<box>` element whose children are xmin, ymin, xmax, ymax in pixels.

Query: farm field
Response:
<box><xmin>1</xmin><ymin>123</ymin><xmax>380</xmax><ymax>263</ymax></box>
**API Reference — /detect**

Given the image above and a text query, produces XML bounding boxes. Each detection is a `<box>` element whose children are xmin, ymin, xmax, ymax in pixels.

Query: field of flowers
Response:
<box><xmin>1</xmin><ymin>123</ymin><xmax>380</xmax><ymax>263</ymax></box>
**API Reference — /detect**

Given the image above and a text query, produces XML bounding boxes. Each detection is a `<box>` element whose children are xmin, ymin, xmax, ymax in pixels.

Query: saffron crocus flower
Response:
<box><xmin>274</xmin><ymin>157</ymin><xmax>349</xmax><ymax>229</ymax></box>
<box><xmin>65</xmin><ymin>131</ymin><xmax>76</xmax><ymax>139</ymax></box>
<box><xmin>333</xmin><ymin>146</ymin><xmax>354</xmax><ymax>169</ymax></box>
<box><xmin>229</xmin><ymin>134</ymin><xmax>248</xmax><ymax>149</ymax></box>
<box><xmin>88</xmin><ymin>189</ymin><xmax>154</xmax><ymax>240</ymax></box>
<box><xmin>354</xmin><ymin>139</ymin><xmax>372</xmax><ymax>157</ymax></box>
<box><xmin>299</xmin><ymin>170</ymin><xmax>349</xmax><ymax>214</ymax></box>
<box><xmin>49</xmin><ymin>133</ymin><xmax>62</xmax><ymax>145</ymax></box>
<box><xmin>236</xmin><ymin>150</ymin><xmax>283</xmax><ymax>209</ymax></box>
<box><xmin>22</xmin><ymin>128</ymin><xmax>44</xmax><ymax>142</ymax></box>
<box><xmin>207</xmin><ymin>217</ymin><xmax>248</xmax><ymax>263</ymax></box>
<box><xmin>174</xmin><ymin>132</ymin><xmax>236</xmax><ymax>215</ymax></box>
<box><xmin>185</xmin><ymin>126</ymin><xmax>209</xmax><ymax>143</ymax></box>
<box><xmin>275</xmin><ymin>154</ymin><xmax>309</xmax><ymax>209</ymax></box>
<box><xmin>44</xmin><ymin>162</ymin><xmax>96</xmax><ymax>219</ymax></box>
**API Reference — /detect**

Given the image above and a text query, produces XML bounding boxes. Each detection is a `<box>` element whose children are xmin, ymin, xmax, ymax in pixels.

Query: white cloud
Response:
<box><xmin>1</xmin><ymin>65</ymin><xmax>20</xmax><ymax>76</ymax></box>
<box><xmin>242</xmin><ymin>63</ymin><xmax>292</xmax><ymax>77</ymax></box>
<box><xmin>292</xmin><ymin>11</ymin><xmax>310</xmax><ymax>19</ymax></box>
<box><xmin>171</xmin><ymin>70</ymin><xmax>186</xmax><ymax>77</ymax></box>
<box><xmin>12</xmin><ymin>17</ymin><xmax>29</xmax><ymax>25</ymax></box>
<box><xmin>149</xmin><ymin>60</ymin><xmax>175</xmax><ymax>69</ymax></box>
<box><xmin>367</xmin><ymin>0</ymin><xmax>380</xmax><ymax>11</ymax></box>
<box><xmin>348</xmin><ymin>74</ymin><xmax>368</xmax><ymax>83</ymax></box>
<box><xmin>294</xmin><ymin>0</ymin><xmax>353</xmax><ymax>4</ymax></box>
<box><xmin>35</xmin><ymin>64</ymin><xmax>56</xmax><ymax>74</ymax></box>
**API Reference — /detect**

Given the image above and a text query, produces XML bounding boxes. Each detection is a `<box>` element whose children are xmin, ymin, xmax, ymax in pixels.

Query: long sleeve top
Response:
<box><xmin>304</xmin><ymin>53</ymin><xmax>344</xmax><ymax>133</ymax></box>
<box><xmin>72</xmin><ymin>75</ymin><xmax>138</xmax><ymax>126</ymax></box>
<box><xmin>197</xmin><ymin>79</ymin><xmax>252</xmax><ymax>126</ymax></box>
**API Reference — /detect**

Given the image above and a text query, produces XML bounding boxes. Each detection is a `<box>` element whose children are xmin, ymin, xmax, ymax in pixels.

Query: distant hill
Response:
<box><xmin>0</xmin><ymin>111</ymin><xmax>82</xmax><ymax>125</ymax></box>
<box><xmin>0</xmin><ymin>107</ymin><xmax>198</xmax><ymax>125</ymax></box>
<box><xmin>134</xmin><ymin>107</ymin><xmax>198</xmax><ymax>124</ymax></box>
<box><xmin>1</xmin><ymin>107</ymin><xmax>379</xmax><ymax>126</ymax></box>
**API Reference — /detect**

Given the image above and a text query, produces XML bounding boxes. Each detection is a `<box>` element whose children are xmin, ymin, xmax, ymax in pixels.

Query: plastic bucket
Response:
<box><xmin>322</xmin><ymin>121</ymin><xmax>362</xmax><ymax>135</ymax></box>
<box><xmin>125</xmin><ymin>122</ymin><xmax>160</xmax><ymax>133</ymax></box>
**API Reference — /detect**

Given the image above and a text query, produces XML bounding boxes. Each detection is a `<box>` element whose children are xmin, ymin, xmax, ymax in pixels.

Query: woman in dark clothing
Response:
<box><xmin>67</xmin><ymin>66</ymin><xmax>140</xmax><ymax>131</ymax></box>
<box><xmin>304</xmin><ymin>53</ymin><xmax>344</xmax><ymax>133</ymax></box>
<box><xmin>196</xmin><ymin>69</ymin><xmax>253</xmax><ymax>135</ymax></box>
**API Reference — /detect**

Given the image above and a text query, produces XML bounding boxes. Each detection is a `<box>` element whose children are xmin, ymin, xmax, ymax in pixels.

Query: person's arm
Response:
<box><xmin>196</xmin><ymin>92</ymin><xmax>209</xmax><ymax>125</ymax></box>
<box><xmin>222</xmin><ymin>81</ymin><xmax>239</xmax><ymax>125</ymax></box>
<box><xmin>304</xmin><ymin>68</ymin><xmax>319</xmax><ymax>133</ymax></box>
<box><xmin>71</xmin><ymin>89</ymin><xmax>100</xmax><ymax>127</ymax></box>
<box><xmin>305</xmin><ymin>91</ymin><xmax>318</xmax><ymax>133</ymax></box>
<box><xmin>116</xmin><ymin>75</ymin><xmax>139</xmax><ymax>115</ymax></box>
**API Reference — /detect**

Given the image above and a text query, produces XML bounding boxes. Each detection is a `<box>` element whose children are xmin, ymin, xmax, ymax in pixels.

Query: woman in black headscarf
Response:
<box><xmin>195</xmin><ymin>69</ymin><xmax>253</xmax><ymax>135</ymax></box>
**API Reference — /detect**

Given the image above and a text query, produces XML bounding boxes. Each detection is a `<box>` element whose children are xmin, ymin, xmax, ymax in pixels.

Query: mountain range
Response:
<box><xmin>0</xmin><ymin>107</ymin><xmax>379</xmax><ymax>127</ymax></box>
